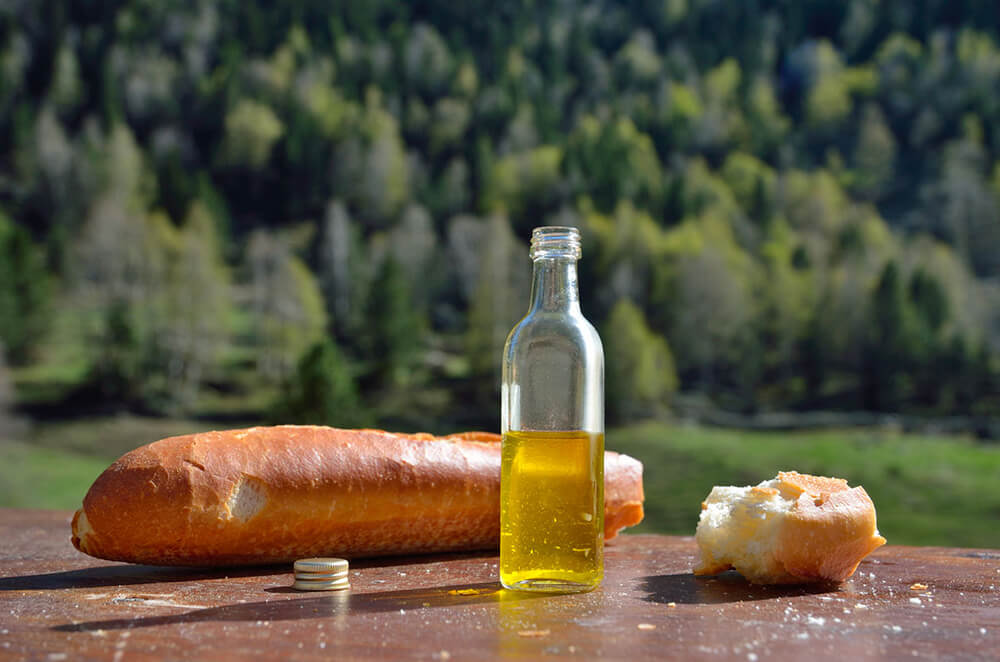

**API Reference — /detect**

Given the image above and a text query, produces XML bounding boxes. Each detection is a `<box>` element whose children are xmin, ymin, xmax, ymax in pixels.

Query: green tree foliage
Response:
<box><xmin>2</xmin><ymin>0</ymin><xmax>1000</xmax><ymax>421</ymax></box>
<box><xmin>330</xmin><ymin>91</ymin><xmax>411</xmax><ymax>228</ymax></box>
<box><xmin>71</xmin><ymin>125</ymin><xmax>175</xmax><ymax>402</ymax></box>
<box><xmin>247</xmin><ymin>230</ymin><xmax>327</xmax><ymax>381</ymax></box>
<box><xmin>0</xmin><ymin>342</ymin><xmax>13</xmax><ymax>436</ymax></box>
<box><xmin>566</xmin><ymin>116</ymin><xmax>664</xmax><ymax>215</ymax></box>
<box><xmin>603</xmin><ymin>299</ymin><xmax>677</xmax><ymax>424</ymax></box>
<box><xmin>156</xmin><ymin>201</ymin><xmax>232</xmax><ymax>409</ymax></box>
<box><xmin>272</xmin><ymin>338</ymin><xmax>367</xmax><ymax>427</ymax></box>
<box><xmin>852</xmin><ymin>104</ymin><xmax>897</xmax><ymax>201</ymax></box>
<box><xmin>863</xmin><ymin>261</ymin><xmax>916</xmax><ymax>411</ymax></box>
<box><xmin>485</xmin><ymin>146</ymin><xmax>563</xmax><ymax>225</ymax></box>
<box><xmin>0</xmin><ymin>214</ymin><xmax>49</xmax><ymax>364</ymax></box>
<box><xmin>466</xmin><ymin>214</ymin><xmax>529</xmax><ymax>404</ymax></box>
<box><xmin>219</xmin><ymin>99</ymin><xmax>285</xmax><ymax>170</ymax></box>
<box><xmin>318</xmin><ymin>200</ymin><xmax>368</xmax><ymax>343</ymax></box>
<box><xmin>363</xmin><ymin>256</ymin><xmax>423</xmax><ymax>388</ymax></box>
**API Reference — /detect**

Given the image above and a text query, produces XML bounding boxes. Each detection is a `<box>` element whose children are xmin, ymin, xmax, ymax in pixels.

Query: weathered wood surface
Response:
<box><xmin>1</xmin><ymin>510</ymin><xmax>998</xmax><ymax>660</ymax></box>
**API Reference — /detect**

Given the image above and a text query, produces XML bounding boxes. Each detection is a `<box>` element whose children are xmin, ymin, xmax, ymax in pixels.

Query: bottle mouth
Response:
<box><xmin>530</xmin><ymin>226</ymin><xmax>581</xmax><ymax>260</ymax></box>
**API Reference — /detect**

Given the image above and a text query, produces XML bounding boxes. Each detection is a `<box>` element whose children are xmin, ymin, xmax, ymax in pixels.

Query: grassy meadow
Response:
<box><xmin>3</xmin><ymin>416</ymin><xmax>998</xmax><ymax>549</ymax></box>
<box><xmin>610</xmin><ymin>422</ymin><xmax>1000</xmax><ymax>549</ymax></box>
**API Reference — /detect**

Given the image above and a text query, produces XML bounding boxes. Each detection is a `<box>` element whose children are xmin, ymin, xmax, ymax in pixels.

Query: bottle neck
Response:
<box><xmin>528</xmin><ymin>257</ymin><xmax>581</xmax><ymax>313</ymax></box>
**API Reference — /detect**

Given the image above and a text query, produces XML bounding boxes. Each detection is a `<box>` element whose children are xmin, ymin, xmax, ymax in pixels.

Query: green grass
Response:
<box><xmin>3</xmin><ymin>416</ymin><xmax>999</xmax><ymax>550</ymax></box>
<box><xmin>608</xmin><ymin>421</ymin><xmax>1000</xmax><ymax>549</ymax></box>
<box><xmin>0</xmin><ymin>439</ymin><xmax>113</xmax><ymax>509</ymax></box>
<box><xmin>0</xmin><ymin>415</ymin><xmax>249</xmax><ymax>509</ymax></box>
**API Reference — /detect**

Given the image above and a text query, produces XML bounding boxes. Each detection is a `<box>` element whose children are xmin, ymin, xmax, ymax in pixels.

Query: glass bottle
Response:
<box><xmin>500</xmin><ymin>226</ymin><xmax>604</xmax><ymax>593</ymax></box>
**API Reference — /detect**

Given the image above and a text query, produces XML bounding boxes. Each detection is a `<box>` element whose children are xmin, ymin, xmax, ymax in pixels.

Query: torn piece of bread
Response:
<box><xmin>693</xmin><ymin>471</ymin><xmax>886</xmax><ymax>584</ymax></box>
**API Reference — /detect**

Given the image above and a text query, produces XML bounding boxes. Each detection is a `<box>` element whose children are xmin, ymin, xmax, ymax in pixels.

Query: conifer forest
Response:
<box><xmin>2</xmin><ymin>0</ymin><xmax>1000</xmax><ymax>435</ymax></box>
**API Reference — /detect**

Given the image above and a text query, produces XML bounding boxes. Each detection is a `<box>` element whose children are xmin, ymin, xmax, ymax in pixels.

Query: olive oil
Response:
<box><xmin>500</xmin><ymin>429</ymin><xmax>604</xmax><ymax>592</ymax></box>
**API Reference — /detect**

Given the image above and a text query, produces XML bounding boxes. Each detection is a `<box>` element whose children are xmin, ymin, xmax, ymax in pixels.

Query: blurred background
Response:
<box><xmin>1</xmin><ymin>1</ymin><xmax>999</xmax><ymax>547</ymax></box>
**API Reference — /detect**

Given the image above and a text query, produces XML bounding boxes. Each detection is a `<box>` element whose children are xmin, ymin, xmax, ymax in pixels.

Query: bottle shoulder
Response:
<box><xmin>504</xmin><ymin>311</ymin><xmax>603</xmax><ymax>359</ymax></box>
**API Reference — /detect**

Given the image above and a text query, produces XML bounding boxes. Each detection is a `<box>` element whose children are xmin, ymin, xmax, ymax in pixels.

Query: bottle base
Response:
<box><xmin>501</xmin><ymin>577</ymin><xmax>598</xmax><ymax>594</ymax></box>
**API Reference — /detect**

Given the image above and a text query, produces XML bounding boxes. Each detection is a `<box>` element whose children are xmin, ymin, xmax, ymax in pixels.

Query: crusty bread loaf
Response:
<box><xmin>693</xmin><ymin>471</ymin><xmax>885</xmax><ymax>584</ymax></box>
<box><xmin>72</xmin><ymin>426</ymin><xmax>644</xmax><ymax>566</ymax></box>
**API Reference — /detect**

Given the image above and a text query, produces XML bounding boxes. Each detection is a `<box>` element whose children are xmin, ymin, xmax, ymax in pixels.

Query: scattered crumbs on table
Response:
<box><xmin>806</xmin><ymin>616</ymin><xmax>826</xmax><ymax>626</ymax></box>
<box><xmin>667</xmin><ymin>602</ymin><xmax>677</xmax><ymax>608</ymax></box>
<box><xmin>855</xmin><ymin>603</ymin><xmax>869</xmax><ymax>609</ymax></box>
<box><xmin>747</xmin><ymin>653</ymin><xmax>759</xmax><ymax>662</ymax></box>
<box><xmin>981</xmin><ymin>628</ymin><xmax>988</xmax><ymax>635</ymax></box>
<box><xmin>637</xmin><ymin>623</ymin><xmax>656</xmax><ymax>631</ymax></box>
<box><xmin>910</xmin><ymin>582</ymin><xmax>928</xmax><ymax>590</ymax></box>
<box><xmin>909</xmin><ymin>597</ymin><xmax>922</xmax><ymax>605</ymax></box>
<box><xmin>518</xmin><ymin>630</ymin><xmax>551</xmax><ymax>638</ymax></box>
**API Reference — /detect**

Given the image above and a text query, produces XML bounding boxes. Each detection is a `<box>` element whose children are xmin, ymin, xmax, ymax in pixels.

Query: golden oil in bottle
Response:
<box><xmin>500</xmin><ymin>429</ymin><xmax>604</xmax><ymax>591</ymax></box>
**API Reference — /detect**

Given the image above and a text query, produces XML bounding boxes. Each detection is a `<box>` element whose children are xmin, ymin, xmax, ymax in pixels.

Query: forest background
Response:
<box><xmin>1</xmin><ymin>1</ymin><xmax>999</xmax><ymax>547</ymax></box>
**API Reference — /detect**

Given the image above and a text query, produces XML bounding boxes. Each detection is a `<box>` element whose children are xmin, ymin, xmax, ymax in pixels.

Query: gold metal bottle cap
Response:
<box><xmin>294</xmin><ymin>558</ymin><xmax>349</xmax><ymax>574</ymax></box>
<box><xmin>292</xmin><ymin>577</ymin><xmax>351</xmax><ymax>591</ymax></box>
<box><xmin>292</xmin><ymin>557</ymin><xmax>350</xmax><ymax>591</ymax></box>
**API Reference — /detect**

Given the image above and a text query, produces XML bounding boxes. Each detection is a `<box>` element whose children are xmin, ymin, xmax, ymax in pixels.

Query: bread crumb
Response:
<box><xmin>909</xmin><ymin>583</ymin><xmax>928</xmax><ymax>590</ymax></box>
<box><xmin>637</xmin><ymin>623</ymin><xmax>656</xmax><ymax>631</ymax></box>
<box><xmin>667</xmin><ymin>602</ymin><xmax>677</xmax><ymax>608</ymax></box>
<box><xmin>909</xmin><ymin>597</ymin><xmax>922</xmax><ymax>605</ymax></box>
<box><xmin>518</xmin><ymin>630</ymin><xmax>551</xmax><ymax>638</ymax></box>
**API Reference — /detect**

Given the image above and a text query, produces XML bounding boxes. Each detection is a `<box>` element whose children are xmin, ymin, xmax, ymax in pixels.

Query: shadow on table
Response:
<box><xmin>1</xmin><ymin>550</ymin><xmax>496</xmax><ymax>592</ymax></box>
<box><xmin>52</xmin><ymin>581</ymin><xmax>549</xmax><ymax>633</ymax></box>
<box><xmin>0</xmin><ymin>565</ymin><xmax>289</xmax><ymax>591</ymax></box>
<box><xmin>639</xmin><ymin>572</ymin><xmax>838</xmax><ymax>604</ymax></box>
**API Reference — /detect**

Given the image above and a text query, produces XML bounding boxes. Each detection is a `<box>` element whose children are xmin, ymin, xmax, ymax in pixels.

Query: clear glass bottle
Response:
<box><xmin>500</xmin><ymin>226</ymin><xmax>604</xmax><ymax>593</ymax></box>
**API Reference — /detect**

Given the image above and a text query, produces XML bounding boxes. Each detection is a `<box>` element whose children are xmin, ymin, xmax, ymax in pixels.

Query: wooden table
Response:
<box><xmin>1</xmin><ymin>510</ymin><xmax>998</xmax><ymax>660</ymax></box>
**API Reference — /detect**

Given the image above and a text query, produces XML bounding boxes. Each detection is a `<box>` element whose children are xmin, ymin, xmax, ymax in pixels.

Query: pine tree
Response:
<box><xmin>157</xmin><ymin>201</ymin><xmax>232</xmax><ymax>410</ymax></box>
<box><xmin>247</xmin><ymin>230</ymin><xmax>327</xmax><ymax>381</ymax></box>
<box><xmin>465</xmin><ymin>214</ymin><xmax>529</xmax><ymax>405</ymax></box>
<box><xmin>364</xmin><ymin>256</ymin><xmax>422</xmax><ymax>388</ymax></box>
<box><xmin>0</xmin><ymin>342</ymin><xmax>15</xmax><ymax>438</ymax></box>
<box><xmin>603</xmin><ymin>299</ymin><xmax>678</xmax><ymax>424</ymax></box>
<box><xmin>0</xmin><ymin>214</ymin><xmax>49</xmax><ymax>364</ymax></box>
<box><xmin>862</xmin><ymin>261</ymin><xmax>915</xmax><ymax>411</ymax></box>
<box><xmin>273</xmin><ymin>338</ymin><xmax>367</xmax><ymax>427</ymax></box>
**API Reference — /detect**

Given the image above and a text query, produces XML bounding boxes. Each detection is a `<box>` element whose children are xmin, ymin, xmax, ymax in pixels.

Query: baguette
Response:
<box><xmin>693</xmin><ymin>471</ymin><xmax>886</xmax><ymax>584</ymax></box>
<box><xmin>72</xmin><ymin>426</ymin><xmax>644</xmax><ymax>566</ymax></box>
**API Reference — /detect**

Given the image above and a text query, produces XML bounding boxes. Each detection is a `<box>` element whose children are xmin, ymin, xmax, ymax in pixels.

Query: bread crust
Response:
<box><xmin>693</xmin><ymin>471</ymin><xmax>886</xmax><ymax>584</ymax></box>
<box><xmin>774</xmin><ymin>486</ymin><xmax>885</xmax><ymax>583</ymax></box>
<box><xmin>71</xmin><ymin>426</ymin><xmax>644</xmax><ymax>566</ymax></box>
